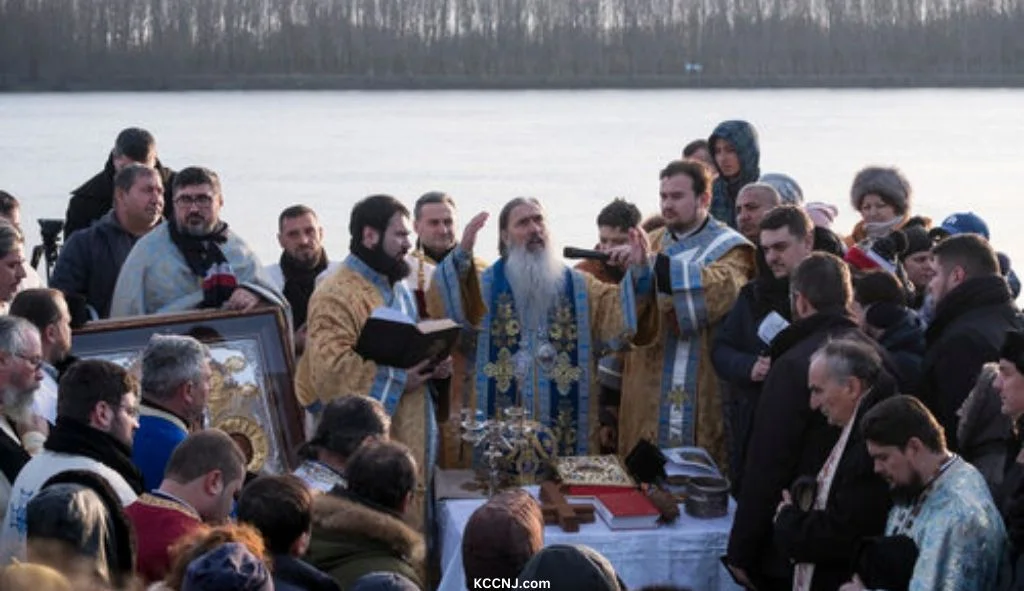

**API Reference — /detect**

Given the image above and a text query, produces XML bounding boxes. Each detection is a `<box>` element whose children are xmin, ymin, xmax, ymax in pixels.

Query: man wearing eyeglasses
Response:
<box><xmin>50</xmin><ymin>163</ymin><xmax>165</xmax><ymax>321</ymax></box>
<box><xmin>109</xmin><ymin>166</ymin><xmax>286</xmax><ymax>318</ymax></box>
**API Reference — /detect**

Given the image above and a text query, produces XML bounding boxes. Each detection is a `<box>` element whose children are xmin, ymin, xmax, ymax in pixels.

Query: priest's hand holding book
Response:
<box><xmin>403</xmin><ymin>356</ymin><xmax>453</xmax><ymax>393</ymax></box>
<box><xmin>355</xmin><ymin>306</ymin><xmax>461</xmax><ymax>388</ymax></box>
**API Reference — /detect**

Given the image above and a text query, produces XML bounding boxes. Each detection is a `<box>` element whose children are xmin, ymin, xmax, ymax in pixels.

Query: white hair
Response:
<box><xmin>504</xmin><ymin>242</ymin><xmax>566</xmax><ymax>336</ymax></box>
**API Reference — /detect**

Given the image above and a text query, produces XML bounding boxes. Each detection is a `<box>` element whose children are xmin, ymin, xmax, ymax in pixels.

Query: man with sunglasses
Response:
<box><xmin>109</xmin><ymin>166</ymin><xmax>286</xmax><ymax>318</ymax></box>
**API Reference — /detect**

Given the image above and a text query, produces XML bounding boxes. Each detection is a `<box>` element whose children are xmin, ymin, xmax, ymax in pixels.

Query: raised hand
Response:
<box><xmin>626</xmin><ymin>225</ymin><xmax>651</xmax><ymax>267</ymax></box>
<box><xmin>460</xmin><ymin>212</ymin><xmax>489</xmax><ymax>255</ymax></box>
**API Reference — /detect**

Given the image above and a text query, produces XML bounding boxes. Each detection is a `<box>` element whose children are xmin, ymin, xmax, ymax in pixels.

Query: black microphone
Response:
<box><xmin>563</xmin><ymin>247</ymin><xmax>610</xmax><ymax>262</ymax></box>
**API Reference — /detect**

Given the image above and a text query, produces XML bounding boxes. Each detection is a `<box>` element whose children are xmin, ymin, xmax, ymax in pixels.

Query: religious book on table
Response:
<box><xmin>354</xmin><ymin>307</ymin><xmax>461</xmax><ymax>369</ymax></box>
<box><xmin>593</xmin><ymin>489</ymin><xmax>661</xmax><ymax>530</ymax></box>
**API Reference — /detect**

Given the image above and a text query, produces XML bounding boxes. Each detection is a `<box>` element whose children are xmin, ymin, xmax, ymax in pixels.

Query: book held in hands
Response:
<box><xmin>354</xmin><ymin>307</ymin><xmax>461</xmax><ymax>369</ymax></box>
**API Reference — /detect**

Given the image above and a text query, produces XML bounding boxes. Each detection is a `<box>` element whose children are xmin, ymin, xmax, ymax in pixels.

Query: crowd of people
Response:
<box><xmin>0</xmin><ymin>120</ymin><xmax>1023</xmax><ymax>591</ymax></box>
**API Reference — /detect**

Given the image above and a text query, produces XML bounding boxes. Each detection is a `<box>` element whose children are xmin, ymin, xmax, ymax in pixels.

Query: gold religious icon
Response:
<box><xmin>555</xmin><ymin>455</ymin><xmax>635</xmax><ymax>487</ymax></box>
<box><xmin>483</xmin><ymin>348</ymin><xmax>516</xmax><ymax>394</ymax></box>
<box><xmin>216</xmin><ymin>415</ymin><xmax>269</xmax><ymax>472</ymax></box>
<box><xmin>549</xmin><ymin>352</ymin><xmax>582</xmax><ymax>396</ymax></box>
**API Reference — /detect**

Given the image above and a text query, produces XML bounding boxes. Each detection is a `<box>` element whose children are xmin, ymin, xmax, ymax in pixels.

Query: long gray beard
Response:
<box><xmin>2</xmin><ymin>383</ymin><xmax>37</xmax><ymax>425</ymax></box>
<box><xmin>505</xmin><ymin>244</ymin><xmax>566</xmax><ymax>335</ymax></box>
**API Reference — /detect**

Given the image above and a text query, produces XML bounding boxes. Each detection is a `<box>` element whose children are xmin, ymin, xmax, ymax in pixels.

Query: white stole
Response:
<box><xmin>793</xmin><ymin>400</ymin><xmax>862</xmax><ymax>591</ymax></box>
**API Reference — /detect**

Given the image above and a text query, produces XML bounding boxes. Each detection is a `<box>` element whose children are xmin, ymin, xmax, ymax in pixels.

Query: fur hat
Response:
<box><xmin>850</xmin><ymin>166</ymin><xmax>912</xmax><ymax>216</ymax></box>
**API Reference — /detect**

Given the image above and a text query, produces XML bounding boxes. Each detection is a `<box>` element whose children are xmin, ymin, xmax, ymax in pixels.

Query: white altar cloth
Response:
<box><xmin>436</xmin><ymin>486</ymin><xmax>743</xmax><ymax>591</ymax></box>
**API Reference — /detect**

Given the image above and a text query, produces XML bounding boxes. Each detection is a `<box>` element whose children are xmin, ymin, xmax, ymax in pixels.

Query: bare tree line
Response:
<box><xmin>1</xmin><ymin>0</ymin><xmax>1022</xmax><ymax>88</ymax></box>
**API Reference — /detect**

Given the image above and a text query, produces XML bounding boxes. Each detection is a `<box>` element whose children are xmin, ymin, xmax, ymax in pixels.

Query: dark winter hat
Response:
<box><xmin>518</xmin><ymin>544</ymin><xmax>625</xmax><ymax>591</ymax></box>
<box><xmin>902</xmin><ymin>224</ymin><xmax>933</xmax><ymax>257</ymax></box>
<box><xmin>463</xmin><ymin>489</ymin><xmax>544</xmax><ymax>582</ymax></box>
<box><xmin>850</xmin><ymin>166</ymin><xmax>912</xmax><ymax>216</ymax></box>
<box><xmin>759</xmin><ymin>173</ymin><xmax>804</xmax><ymax>205</ymax></box>
<box><xmin>1000</xmin><ymin>330</ymin><xmax>1024</xmax><ymax>375</ymax></box>
<box><xmin>865</xmin><ymin>302</ymin><xmax>906</xmax><ymax>330</ymax></box>
<box><xmin>181</xmin><ymin>542</ymin><xmax>272</xmax><ymax>591</ymax></box>
<box><xmin>854</xmin><ymin>270</ymin><xmax>906</xmax><ymax>308</ymax></box>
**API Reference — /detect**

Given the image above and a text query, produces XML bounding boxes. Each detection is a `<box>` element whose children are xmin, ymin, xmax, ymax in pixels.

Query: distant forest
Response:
<box><xmin>2</xmin><ymin>0</ymin><xmax>1023</xmax><ymax>90</ymax></box>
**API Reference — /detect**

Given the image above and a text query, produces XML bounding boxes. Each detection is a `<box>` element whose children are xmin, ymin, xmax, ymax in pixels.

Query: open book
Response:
<box><xmin>354</xmin><ymin>307</ymin><xmax>461</xmax><ymax>369</ymax></box>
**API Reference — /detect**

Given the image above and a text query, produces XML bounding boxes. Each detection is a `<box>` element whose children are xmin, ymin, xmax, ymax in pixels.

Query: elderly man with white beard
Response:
<box><xmin>0</xmin><ymin>316</ymin><xmax>43</xmax><ymax>523</ymax></box>
<box><xmin>430</xmin><ymin>197</ymin><xmax>658</xmax><ymax>457</ymax></box>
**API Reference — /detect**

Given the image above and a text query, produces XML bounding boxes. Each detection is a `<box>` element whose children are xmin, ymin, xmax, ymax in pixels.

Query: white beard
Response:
<box><xmin>504</xmin><ymin>243</ymin><xmax>566</xmax><ymax>335</ymax></box>
<box><xmin>2</xmin><ymin>383</ymin><xmax>37</xmax><ymax>425</ymax></box>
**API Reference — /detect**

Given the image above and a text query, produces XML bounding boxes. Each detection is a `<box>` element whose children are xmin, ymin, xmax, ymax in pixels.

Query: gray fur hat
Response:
<box><xmin>850</xmin><ymin>166</ymin><xmax>912</xmax><ymax>216</ymax></box>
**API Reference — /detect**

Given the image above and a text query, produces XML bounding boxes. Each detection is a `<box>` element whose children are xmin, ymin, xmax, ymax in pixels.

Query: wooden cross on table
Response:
<box><xmin>539</xmin><ymin>481</ymin><xmax>595</xmax><ymax>533</ymax></box>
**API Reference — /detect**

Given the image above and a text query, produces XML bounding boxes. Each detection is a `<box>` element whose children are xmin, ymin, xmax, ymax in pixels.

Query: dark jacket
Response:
<box><xmin>65</xmin><ymin>155</ymin><xmax>174</xmax><ymax>240</ymax></box>
<box><xmin>958</xmin><ymin>364</ymin><xmax>1012</xmax><ymax>495</ymax></box>
<box><xmin>708</xmin><ymin>120</ymin><xmax>760</xmax><ymax>228</ymax></box>
<box><xmin>50</xmin><ymin>211</ymin><xmax>156</xmax><ymax>320</ymax></box>
<box><xmin>273</xmin><ymin>554</ymin><xmax>341</xmax><ymax>591</ymax></box>
<box><xmin>306</xmin><ymin>492</ymin><xmax>425</xmax><ymax>590</ymax></box>
<box><xmin>1000</xmin><ymin>428</ymin><xmax>1024</xmax><ymax>590</ymax></box>
<box><xmin>918</xmin><ymin>275</ymin><xmax>1022</xmax><ymax>451</ymax></box>
<box><xmin>712</xmin><ymin>254</ymin><xmax>791</xmax><ymax>492</ymax></box>
<box><xmin>773</xmin><ymin>381</ymin><xmax>896</xmax><ymax>591</ymax></box>
<box><xmin>712</xmin><ymin>258</ymin><xmax>791</xmax><ymax>394</ymax></box>
<box><xmin>727</xmin><ymin>311</ymin><xmax>885</xmax><ymax>584</ymax></box>
<box><xmin>876</xmin><ymin>308</ymin><xmax>926</xmax><ymax>395</ymax></box>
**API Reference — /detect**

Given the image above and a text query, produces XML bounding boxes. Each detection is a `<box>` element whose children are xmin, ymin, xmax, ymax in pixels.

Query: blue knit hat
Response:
<box><xmin>181</xmin><ymin>543</ymin><xmax>272</xmax><ymax>591</ymax></box>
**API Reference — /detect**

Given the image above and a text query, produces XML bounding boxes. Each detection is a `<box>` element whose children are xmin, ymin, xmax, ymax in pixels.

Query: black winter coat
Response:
<box><xmin>773</xmin><ymin>382</ymin><xmax>896</xmax><ymax>591</ymax></box>
<box><xmin>727</xmin><ymin>311</ymin><xmax>862</xmax><ymax>583</ymax></box>
<box><xmin>727</xmin><ymin>310</ymin><xmax>903</xmax><ymax>585</ymax></box>
<box><xmin>918</xmin><ymin>275</ymin><xmax>1022</xmax><ymax>451</ymax></box>
<box><xmin>876</xmin><ymin>308</ymin><xmax>926</xmax><ymax>395</ymax></box>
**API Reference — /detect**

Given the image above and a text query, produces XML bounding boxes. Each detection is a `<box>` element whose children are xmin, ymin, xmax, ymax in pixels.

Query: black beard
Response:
<box><xmin>352</xmin><ymin>243</ymin><xmax>410</xmax><ymax>285</ymax></box>
<box><xmin>890</xmin><ymin>471</ymin><xmax>926</xmax><ymax>506</ymax></box>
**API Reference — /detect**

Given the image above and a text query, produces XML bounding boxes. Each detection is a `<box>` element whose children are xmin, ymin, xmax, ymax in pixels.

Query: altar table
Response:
<box><xmin>436</xmin><ymin>485</ymin><xmax>743</xmax><ymax>591</ymax></box>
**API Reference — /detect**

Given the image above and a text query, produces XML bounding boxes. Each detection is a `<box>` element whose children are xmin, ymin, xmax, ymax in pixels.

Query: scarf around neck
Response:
<box><xmin>280</xmin><ymin>248</ymin><xmax>329</xmax><ymax>327</ymax></box>
<box><xmin>44</xmin><ymin>417</ymin><xmax>144</xmax><ymax>495</ymax></box>
<box><xmin>168</xmin><ymin>220</ymin><xmax>238</xmax><ymax>309</ymax></box>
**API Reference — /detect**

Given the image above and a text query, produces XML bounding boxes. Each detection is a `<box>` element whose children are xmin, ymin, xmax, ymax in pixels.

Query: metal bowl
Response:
<box><xmin>683</xmin><ymin>475</ymin><xmax>730</xmax><ymax>518</ymax></box>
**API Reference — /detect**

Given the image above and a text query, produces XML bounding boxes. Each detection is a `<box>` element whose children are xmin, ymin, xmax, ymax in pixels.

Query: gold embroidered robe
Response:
<box><xmin>618</xmin><ymin>221</ymin><xmax>755</xmax><ymax>471</ymax></box>
<box><xmin>294</xmin><ymin>255</ymin><xmax>432</xmax><ymax>528</ymax></box>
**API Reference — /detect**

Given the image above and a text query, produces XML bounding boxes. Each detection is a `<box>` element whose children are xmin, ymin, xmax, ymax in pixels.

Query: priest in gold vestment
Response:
<box><xmin>430</xmin><ymin>197</ymin><xmax>658</xmax><ymax>457</ymax></box>
<box><xmin>295</xmin><ymin>195</ymin><xmax>448</xmax><ymax>527</ymax></box>
<box><xmin>407</xmin><ymin>192</ymin><xmax>489</xmax><ymax>469</ymax></box>
<box><xmin>619</xmin><ymin>160</ymin><xmax>756</xmax><ymax>470</ymax></box>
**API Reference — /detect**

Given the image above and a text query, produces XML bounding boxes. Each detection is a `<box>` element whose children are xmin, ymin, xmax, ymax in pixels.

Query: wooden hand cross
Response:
<box><xmin>539</xmin><ymin>481</ymin><xmax>595</xmax><ymax>533</ymax></box>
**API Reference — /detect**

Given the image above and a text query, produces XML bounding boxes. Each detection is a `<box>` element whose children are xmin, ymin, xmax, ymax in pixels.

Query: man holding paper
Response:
<box><xmin>429</xmin><ymin>197</ymin><xmax>657</xmax><ymax>457</ymax></box>
<box><xmin>295</xmin><ymin>194</ymin><xmax>450</xmax><ymax>529</ymax></box>
<box><xmin>712</xmin><ymin>205</ymin><xmax>814</xmax><ymax>492</ymax></box>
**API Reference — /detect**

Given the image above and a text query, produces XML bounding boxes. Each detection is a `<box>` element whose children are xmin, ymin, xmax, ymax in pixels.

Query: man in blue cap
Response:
<box><xmin>929</xmin><ymin>212</ymin><xmax>1020</xmax><ymax>298</ymax></box>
